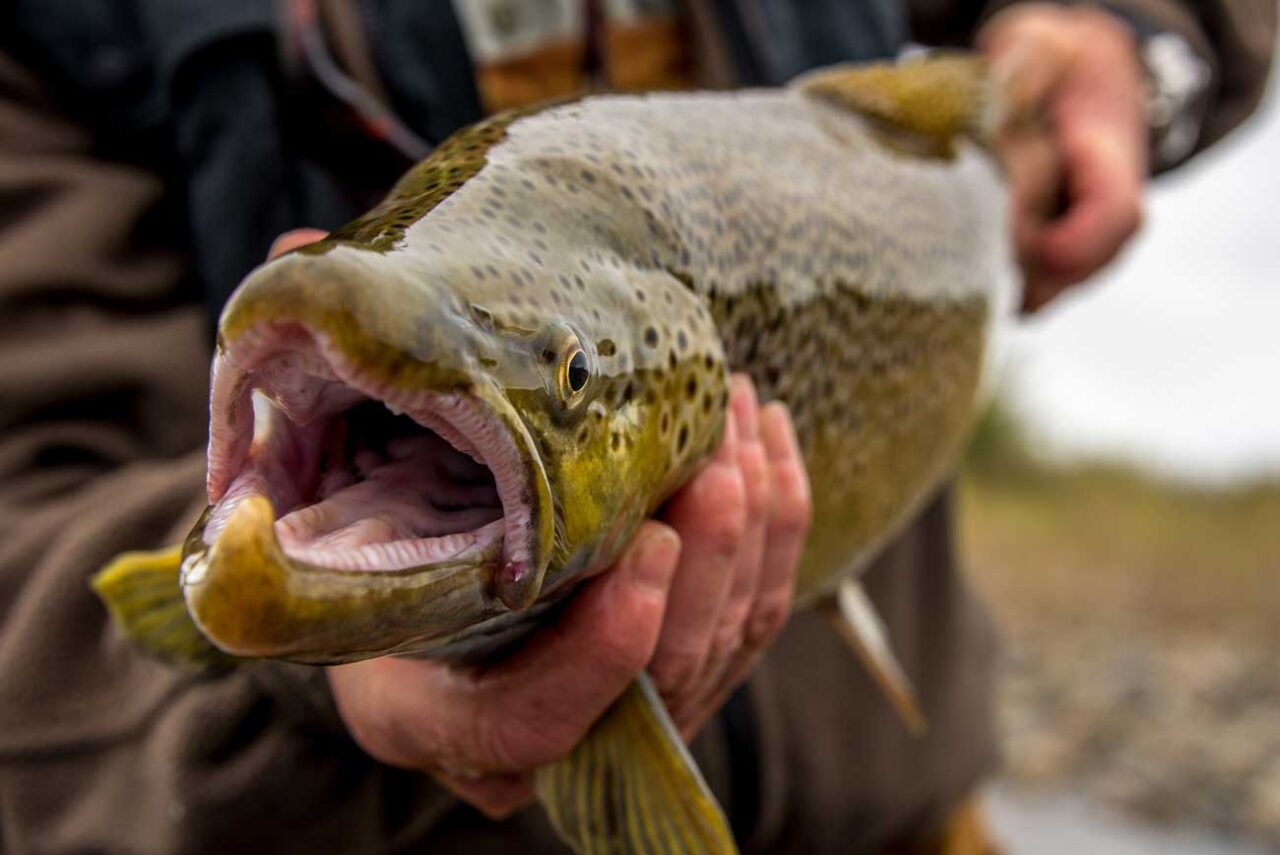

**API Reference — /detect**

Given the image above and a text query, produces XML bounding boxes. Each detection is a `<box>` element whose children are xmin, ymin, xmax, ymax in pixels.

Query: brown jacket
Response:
<box><xmin>0</xmin><ymin>2</ymin><xmax>1272</xmax><ymax>852</ymax></box>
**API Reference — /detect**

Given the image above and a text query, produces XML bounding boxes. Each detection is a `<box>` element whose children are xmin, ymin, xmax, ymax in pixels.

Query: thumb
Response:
<box><xmin>268</xmin><ymin>228</ymin><xmax>329</xmax><ymax>260</ymax></box>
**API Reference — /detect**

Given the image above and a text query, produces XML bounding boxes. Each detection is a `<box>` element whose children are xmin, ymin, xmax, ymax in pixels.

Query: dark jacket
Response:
<box><xmin>0</xmin><ymin>1</ymin><xmax>1272</xmax><ymax>853</ymax></box>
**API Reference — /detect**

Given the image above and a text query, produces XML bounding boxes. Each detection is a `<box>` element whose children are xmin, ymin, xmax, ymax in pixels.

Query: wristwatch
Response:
<box><xmin>1102</xmin><ymin>5</ymin><xmax>1213</xmax><ymax>169</ymax></box>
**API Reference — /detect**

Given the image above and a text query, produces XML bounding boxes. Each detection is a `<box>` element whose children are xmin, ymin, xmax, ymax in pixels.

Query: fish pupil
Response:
<box><xmin>567</xmin><ymin>351</ymin><xmax>590</xmax><ymax>392</ymax></box>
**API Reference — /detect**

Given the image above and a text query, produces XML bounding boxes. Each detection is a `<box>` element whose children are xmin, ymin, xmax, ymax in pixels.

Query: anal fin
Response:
<box><xmin>823</xmin><ymin>579</ymin><xmax>928</xmax><ymax>736</ymax></box>
<box><xmin>534</xmin><ymin>673</ymin><xmax>737</xmax><ymax>854</ymax></box>
<box><xmin>92</xmin><ymin>546</ymin><xmax>238</xmax><ymax>671</ymax></box>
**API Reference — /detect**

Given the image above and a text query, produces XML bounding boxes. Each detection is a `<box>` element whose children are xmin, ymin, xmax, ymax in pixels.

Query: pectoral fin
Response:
<box><xmin>823</xmin><ymin>579</ymin><xmax>928</xmax><ymax>736</ymax></box>
<box><xmin>534</xmin><ymin>673</ymin><xmax>737</xmax><ymax>854</ymax></box>
<box><xmin>92</xmin><ymin>546</ymin><xmax>238</xmax><ymax>671</ymax></box>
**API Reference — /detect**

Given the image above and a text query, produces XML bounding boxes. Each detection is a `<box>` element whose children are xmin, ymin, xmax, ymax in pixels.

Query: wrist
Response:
<box><xmin>1095</xmin><ymin>3</ymin><xmax>1212</xmax><ymax>168</ymax></box>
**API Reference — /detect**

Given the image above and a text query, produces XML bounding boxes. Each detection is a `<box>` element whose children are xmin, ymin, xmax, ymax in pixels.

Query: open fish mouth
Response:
<box><xmin>204</xmin><ymin>321</ymin><xmax>537</xmax><ymax>578</ymax></box>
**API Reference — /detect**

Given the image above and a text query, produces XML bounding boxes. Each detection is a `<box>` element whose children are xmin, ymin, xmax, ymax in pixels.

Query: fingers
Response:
<box><xmin>648</xmin><ymin>396</ymin><xmax>746</xmax><ymax>705</ymax></box>
<box><xmin>713</xmin><ymin>401</ymin><xmax>810</xmax><ymax>700</ymax></box>
<box><xmin>980</xmin><ymin>5</ymin><xmax>1147</xmax><ymax>312</ymax></box>
<box><xmin>328</xmin><ymin>523</ymin><xmax>682</xmax><ymax>780</ymax></box>
<box><xmin>979</xmin><ymin>5</ymin><xmax>1078</xmax><ymax>117</ymax></box>
<box><xmin>707</xmin><ymin>378</ymin><xmax>772</xmax><ymax>677</ymax></box>
<box><xmin>648</xmin><ymin>377</ymin><xmax>811</xmax><ymax>739</ymax></box>
<box><xmin>268</xmin><ymin>228</ymin><xmax>329</xmax><ymax>260</ymax></box>
<box><xmin>745</xmin><ymin>402</ymin><xmax>809</xmax><ymax>647</ymax></box>
<box><xmin>1033</xmin><ymin>102</ymin><xmax>1144</xmax><ymax>278</ymax></box>
<box><xmin>469</xmin><ymin>522</ymin><xmax>682</xmax><ymax>769</ymax></box>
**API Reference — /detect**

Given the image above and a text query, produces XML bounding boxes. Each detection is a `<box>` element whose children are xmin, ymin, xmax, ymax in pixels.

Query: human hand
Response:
<box><xmin>324</xmin><ymin>375</ymin><xmax>810</xmax><ymax>817</ymax></box>
<box><xmin>979</xmin><ymin>4</ymin><xmax>1148</xmax><ymax>312</ymax></box>
<box><xmin>260</xmin><ymin>225</ymin><xmax>818</xmax><ymax>824</ymax></box>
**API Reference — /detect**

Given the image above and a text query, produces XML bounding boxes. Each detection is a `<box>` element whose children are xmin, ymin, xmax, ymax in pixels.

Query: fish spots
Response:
<box><xmin>644</xmin><ymin>327</ymin><xmax>659</xmax><ymax>348</ymax></box>
<box><xmin>597</xmin><ymin>339</ymin><xmax>617</xmax><ymax>357</ymax></box>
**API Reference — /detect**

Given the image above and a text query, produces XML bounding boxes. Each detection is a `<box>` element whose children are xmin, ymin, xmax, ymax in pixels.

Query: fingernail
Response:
<box><xmin>630</xmin><ymin>528</ymin><xmax>680</xmax><ymax>593</ymax></box>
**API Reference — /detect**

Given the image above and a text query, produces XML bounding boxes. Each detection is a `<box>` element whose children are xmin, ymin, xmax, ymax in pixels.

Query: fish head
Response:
<box><xmin>183</xmin><ymin>233</ymin><xmax>728</xmax><ymax>663</ymax></box>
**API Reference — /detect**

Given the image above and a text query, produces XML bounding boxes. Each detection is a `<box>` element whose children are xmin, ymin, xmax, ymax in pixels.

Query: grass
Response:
<box><xmin>957</xmin><ymin>401</ymin><xmax>1280</xmax><ymax>640</ymax></box>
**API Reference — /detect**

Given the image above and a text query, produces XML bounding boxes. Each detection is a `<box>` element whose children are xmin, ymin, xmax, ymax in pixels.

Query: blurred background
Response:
<box><xmin>965</xmin><ymin>59</ymin><xmax>1280</xmax><ymax>855</ymax></box>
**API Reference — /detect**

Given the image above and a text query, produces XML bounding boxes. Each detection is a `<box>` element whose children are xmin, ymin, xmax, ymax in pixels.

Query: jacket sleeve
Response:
<box><xmin>0</xmin><ymin>49</ymin><xmax>455</xmax><ymax>855</ymax></box>
<box><xmin>909</xmin><ymin>0</ymin><xmax>1276</xmax><ymax>161</ymax></box>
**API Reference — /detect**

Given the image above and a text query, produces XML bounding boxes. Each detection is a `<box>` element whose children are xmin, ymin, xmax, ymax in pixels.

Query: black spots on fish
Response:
<box><xmin>634</xmin><ymin>288</ymin><xmax>647</xmax><ymax>303</ymax></box>
<box><xmin>541</xmin><ymin>347</ymin><xmax>557</xmax><ymax>365</ymax></box>
<box><xmin>597</xmin><ymin>339</ymin><xmax>617</xmax><ymax>357</ymax></box>
<box><xmin>621</xmin><ymin>381</ymin><xmax>635</xmax><ymax>404</ymax></box>
<box><xmin>643</xmin><ymin>327</ymin><xmax>659</xmax><ymax>348</ymax></box>
<box><xmin>659</xmin><ymin>411</ymin><xmax>671</xmax><ymax>436</ymax></box>
<box><xmin>469</xmin><ymin>304</ymin><xmax>495</xmax><ymax>330</ymax></box>
<box><xmin>644</xmin><ymin>388</ymin><xmax>659</xmax><ymax>406</ymax></box>
<box><xmin>577</xmin><ymin>426</ymin><xmax>590</xmax><ymax>444</ymax></box>
<box><xmin>676</xmin><ymin>424</ymin><xmax>689</xmax><ymax>454</ymax></box>
<box><xmin>676</xmin><ymin>330</ymin><xmax>689</xmax><ymax>353</ymax></box>
<box><xmin>611</xmin><ymin>432</ymin><xmax>623</xmax><ymax>453</ymax></box>
<box><xmin>702</xmin><ymin>391</ymin><xmax>715</xmax><ymax>415</ymax></box>
<box><xmin>685</xmin><ymin>377</ymin><xmax>699</xmax><ymax>401</ymax></box>
<box><xmin>667</xmin><ymin>351</ymin><xmax>678</xmax><ymax>371</ymax></box>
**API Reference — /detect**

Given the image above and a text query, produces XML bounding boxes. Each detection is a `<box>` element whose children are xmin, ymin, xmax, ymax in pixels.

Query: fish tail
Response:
<box><xmin>534</xmin><ymin>674</ymin><xmax>738</xmax><ymax>854</ymax></box>
<box><xmin>794</xmin><ymin>53</ymin><xmax>1010</xmax><ymax>151</ymax></box>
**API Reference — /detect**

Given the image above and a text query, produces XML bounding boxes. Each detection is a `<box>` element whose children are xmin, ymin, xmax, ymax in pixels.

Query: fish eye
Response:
<box><xmin>566</xmin><ymin>350</ymin><xmax>590</xmax><ymax>392</ymax></box>
<box><xmin>563</xmin><ymin>345</ymin><xmax>591</xmax><ymax>399</ymax></box>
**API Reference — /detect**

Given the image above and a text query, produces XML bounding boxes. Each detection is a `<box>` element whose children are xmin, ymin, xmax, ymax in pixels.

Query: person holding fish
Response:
<box><xmin>0</xmin><ymin>1</ymin><xmax>1271</xmax><ymax>854</ymax></box>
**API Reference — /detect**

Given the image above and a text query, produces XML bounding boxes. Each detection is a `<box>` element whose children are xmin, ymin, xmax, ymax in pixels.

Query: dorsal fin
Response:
<box><xmin>794</xmin><ymin>54</ymin><xmax>996</xmax><ymax>154</ymax></box>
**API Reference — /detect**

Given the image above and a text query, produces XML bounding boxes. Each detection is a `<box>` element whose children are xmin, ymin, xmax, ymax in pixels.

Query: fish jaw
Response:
<box><xmin>186</xmin><ymin>310</ymin><xmax>556</xmax><ymax>662</ymax></box>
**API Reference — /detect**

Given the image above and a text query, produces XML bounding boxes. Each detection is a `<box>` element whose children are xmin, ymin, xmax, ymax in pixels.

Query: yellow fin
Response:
<box><xmin>534</xmin><ymin>674</ymin><xmax>737</xmax><ymax>854</ymax></box>
<box><xmin>795</xmin><ymin>54</ymin><xmax>995</xmax><ymax>153</ymax></box>
<box><xmin>92</xmin><ymin>546</ymin><xmax>238</xmax><ymax>671</ymax></box>
<box><xmin>823</xmin><ymin>580</ymin><xmax>928</xmax><ymax>736</ymax></box>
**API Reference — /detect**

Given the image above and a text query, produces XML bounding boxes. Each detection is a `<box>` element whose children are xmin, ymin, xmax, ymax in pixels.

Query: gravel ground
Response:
<box><xmin>958</xmin><ymin>465</ymin><xmax>1280</xmax><ymax>852</ymax></box>
<box><xmin>993</xmin><ymin>623</ymin><xmax>1280</xmax><ymax>851</ymax></box>
<box><xmin>988</xmin><ymin>786</ymin><xmax>1275</xmax><ymax>855</ymax></box>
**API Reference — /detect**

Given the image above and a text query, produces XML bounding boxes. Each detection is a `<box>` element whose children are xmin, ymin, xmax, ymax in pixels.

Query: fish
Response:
<box><xmin>95</xmin><ymin>54</ymin><xmax>1016</xmax><ymax>854</ymax></box>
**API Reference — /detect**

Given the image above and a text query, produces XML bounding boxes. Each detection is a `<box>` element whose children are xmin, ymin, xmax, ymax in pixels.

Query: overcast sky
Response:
<box><xmin>997</xmin><ymin>70</ymin><xmax>1280</xmax><ymax>484</ymax></box>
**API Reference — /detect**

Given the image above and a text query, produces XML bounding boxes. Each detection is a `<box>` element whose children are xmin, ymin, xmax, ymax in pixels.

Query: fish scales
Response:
<box><xmin>328</xmin><ymin>88</ymin><xmax>1006</xmax><ymax>601</ymax></box>
<box><xmin>94</xmin><ymin>57</ymin><xmax>1015</xmax><ymax>855</ymax></box>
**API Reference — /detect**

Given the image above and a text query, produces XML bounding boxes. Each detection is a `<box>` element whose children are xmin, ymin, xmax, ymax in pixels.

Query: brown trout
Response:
<box><xmin>96</xmin><ymin>55</ymin><xmax>1014</xmax><ymax>854</ymax></box>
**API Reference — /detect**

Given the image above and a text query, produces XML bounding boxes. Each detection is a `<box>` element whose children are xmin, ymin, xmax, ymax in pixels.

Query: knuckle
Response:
<box><xmin>775</xmin><ymin>471</ymin><xmax>813</xmax><ymax>534</ymax></box>
<box><xmin>745</xmin><ymin>596</ymin><xmax>792</xmax><ymax>647</ymax></box>
<box><xmin>702</xmin><ymin>477</ymin><xmax>748</xmax><ymax>556</ymax></box>
<box><xmin>709</xmin><ymin>620</ymin><xmax>745</xmax><ymax>664</ymax></box>
<box><xmin>740</xmin><ymin>447</ymin><xmax>772</xmax><ymax>516</ymax></box>
<box><xmin>650</xmin><ymin>649</ymin><xmax>703</xmax><ymax>697</ymax></box>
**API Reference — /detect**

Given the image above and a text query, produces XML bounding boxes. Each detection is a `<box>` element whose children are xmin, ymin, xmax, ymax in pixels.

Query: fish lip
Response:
<box><xmin>202</xmin><ymin>320</ymin><xmax>553</xmax><ymax>606</ymax></box>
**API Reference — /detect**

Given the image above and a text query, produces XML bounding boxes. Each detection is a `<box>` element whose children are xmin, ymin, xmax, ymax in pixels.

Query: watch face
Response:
<box><xmin>1143</xmin><ymin>32</ymin><xmax>1210</xmax><ymax>167</ymax></box>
